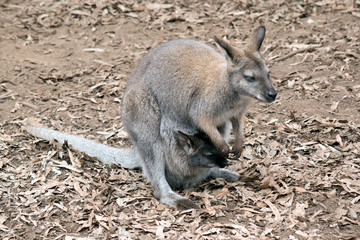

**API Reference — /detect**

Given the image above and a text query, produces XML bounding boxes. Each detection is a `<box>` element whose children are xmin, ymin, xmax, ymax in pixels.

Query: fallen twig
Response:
<box><xmin>0</xmin><ymin>91</ymin><xmax>17</xmax><ymax>100</ymax></box>
<box><xmin>21</xmin><ymin>101</ymin><xmax>40</xmax><ymax>111</ymax></box>
<box><xmin>274</xmin><ymin>44</ymin><xmax>321</xmax><ymax>62</ymax></box>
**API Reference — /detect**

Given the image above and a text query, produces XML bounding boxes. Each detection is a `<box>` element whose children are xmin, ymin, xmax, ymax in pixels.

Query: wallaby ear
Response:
<box><xmin>214</xmin><ymin>36</ymin><xmax>238</xmax><ymax>61</ymax></box>
<box><xmin>246</xmin><ymin>26</ymin><xmax>266</xmax><ymax>52</ymax></box>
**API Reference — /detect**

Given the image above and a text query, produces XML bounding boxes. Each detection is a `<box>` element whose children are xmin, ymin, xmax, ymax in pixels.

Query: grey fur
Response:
<box><xmin>121</xmin><ymin>84</ymin><xmax>239</xmax><ymax>209</ymax></box>
<box><xmin>27</xmin><ymin>26</ymin><xmax>274</xmax><ymax>210</ymax></box>
<box><xmin>122</xmin><ymin>26</ymin><xmax>276</xmax><ymax>209</ymax></box>
<box><xmin>26</xmin><ymin>124</ymin><xmax>141</xmax><ymax>169</ymax></box>
<box><xmin>26</xmin><ymin>122</ymin><xmax>238</xmax><ymax>210</ymax></box>
<box><xmin>125</xmin><ymin>26</ymin><xmax>276</xmax><ymax>159</ymax></box>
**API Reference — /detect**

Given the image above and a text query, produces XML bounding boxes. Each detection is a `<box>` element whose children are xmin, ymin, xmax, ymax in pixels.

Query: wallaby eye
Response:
<box><xmin>244</xmin><ymin>75</ymin><xmax>256</xmax><ymax>82</ymax></box>
<box><xmin>203</xmin><ymin>152</ymin><xmax>213</xmax><ymax>156</ymax></box>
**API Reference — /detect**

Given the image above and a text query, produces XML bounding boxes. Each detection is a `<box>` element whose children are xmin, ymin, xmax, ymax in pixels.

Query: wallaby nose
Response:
<box><xmin>267</xmin><ymin>90</ymin><xmax>277</xmax><ymax>101</ymax></box>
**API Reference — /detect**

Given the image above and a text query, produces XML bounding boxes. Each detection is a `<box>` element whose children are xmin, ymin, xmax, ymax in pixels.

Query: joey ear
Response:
<box><xmin>214</xmin><ymin>36</ymin><xmax>238</xmax><ymax>61</ymax></box>
<box><xmin>246</xmin><ymin>26</ymin><xmax>266</xmax><ymax>52</ymax></box>
<box><xmin>177</xmin><ymin>131</ymin><xmax>193</xmax><ymax>148</ymax></box>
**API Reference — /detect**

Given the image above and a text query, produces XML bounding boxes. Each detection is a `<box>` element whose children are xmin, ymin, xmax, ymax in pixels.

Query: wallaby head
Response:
<box><xmin>177</xmin><ymin>131</ymin><xmax>227</xmax><ymax>168</ymax></box>
<box><xmin>214</xmin><ymin>26</ymin><xmax>277</xmax><ymax>103</ymax></box>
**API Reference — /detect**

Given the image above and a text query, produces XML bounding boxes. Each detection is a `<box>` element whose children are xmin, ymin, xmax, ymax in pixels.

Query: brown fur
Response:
<box><xmin>126</xmin><ymin>26</ymin><xmax>276</xmax><ymax>157</ymax></box>
<box><xmin>122</xmin><ymin>26</ymin><xmax>276</xmax><ymax>209</ymax></box>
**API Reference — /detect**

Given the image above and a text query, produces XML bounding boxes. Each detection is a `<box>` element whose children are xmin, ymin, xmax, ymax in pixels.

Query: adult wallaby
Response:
<box><xmin>122</xmin><ymin>26</ymin><xmax>276</xmax><ymax>209</ymax></box>
<box><xmin>127</xmin><ymin>26</ymin><xmax>276</xmax><ymax>158</ymax></box>
<box><xmin>26</xmin><ymin>122</ymin><xmax>239</xmax><ymax>210</ymax></box>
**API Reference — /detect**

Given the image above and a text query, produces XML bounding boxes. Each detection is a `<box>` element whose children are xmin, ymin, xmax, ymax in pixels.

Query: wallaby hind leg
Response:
<box><xmin>132</xmin><ymin>138</ymin><xmax>199</xmax><ymax>210</ymax></box>
<box><xmin>122</xmin><ymin>87</ymin><xmax>199</xmax><ymax>210</ymax></box>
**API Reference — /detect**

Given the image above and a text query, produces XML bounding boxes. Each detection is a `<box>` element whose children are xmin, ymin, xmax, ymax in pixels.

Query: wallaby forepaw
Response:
<box><xmin>231</xmin><ymin>150</ymin><xmax>241</xmax><ymax>159</ymax></box>
<box><xmin>232</xmin><ymin>145</ymin><xmax>243</xmax><ymax>159</ymax></box>
<box><xmin>218</xmin><ymin>142</ymin><xmax>230</xmax><ymax>158</ymax></box>
<box><xmin>175</xmin><ymin>198</ymin><xmax>200</xmax><ymax>210</ymax></box>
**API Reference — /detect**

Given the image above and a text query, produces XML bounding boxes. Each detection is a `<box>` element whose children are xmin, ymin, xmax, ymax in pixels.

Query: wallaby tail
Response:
<box><xmin>26</xmin><ymin>124</ymin><xmax>141</xmax><ymax>169</ymax></box>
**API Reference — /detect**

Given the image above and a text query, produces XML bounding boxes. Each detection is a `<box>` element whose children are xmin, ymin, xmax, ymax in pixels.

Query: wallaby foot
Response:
<box><xmin>157</xmin><ymin>192</ymin><xmax>199</xmax><ymax>210</ymax></box>
<box><xmin>175</xmin><ymin>198</ymin><xmax>200</xmax><ymax>210</ymax></box>
<box><xmin>210</xmin><ymin>168</ymin><xmax>240</xmax><ymax>182</ymax></box>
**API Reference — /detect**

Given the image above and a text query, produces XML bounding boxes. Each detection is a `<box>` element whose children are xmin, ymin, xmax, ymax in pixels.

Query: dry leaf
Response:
<box><xmin>264</xmin><ymin>199</ymin><xmax>283</xmax><ymax>223</ymax></box>
<box><xmin>292</xmin><ymin>202</ymin><xmax>307</xmax><ymax>217</ymax></box>
<box><xmin>334</xmin><ymin>207</ymin><xmax>347</xmax><ymax>220</ymax></box>
<box><xmin>330</xmin><ymin>101</ymin><xmax>339</xmax><ymax>111</ymax></box>
<box><xmin>2</xmin><ymin>1</ymin><xmax>360</xmax><ymax>239</ymax></box>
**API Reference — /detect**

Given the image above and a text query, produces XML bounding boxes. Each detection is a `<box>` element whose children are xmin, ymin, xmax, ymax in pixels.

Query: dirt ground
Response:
<box><xmin>1</xmin><ymin>0</ymin><xmax>360</xmax><ymax>239</ymax></box>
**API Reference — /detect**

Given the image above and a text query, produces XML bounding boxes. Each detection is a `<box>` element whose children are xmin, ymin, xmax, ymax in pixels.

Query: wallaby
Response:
<box><xmin>122</xmin><ymin>26</ymin><xmax>276</xmax><ymax>209</ymax></box>
<box><xmin>124</xmin><ymin>26</ymin><xmax>276</xmax><ymax>158</ymax></box>
<box><xmin>26</xmin><ymin>122</ymin><xmax>239</xmax><ymax>210</ymax></box>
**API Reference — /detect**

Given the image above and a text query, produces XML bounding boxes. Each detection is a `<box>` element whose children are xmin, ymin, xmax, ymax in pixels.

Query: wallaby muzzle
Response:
<box><xmin>265</xmin><ymin>88</ymin><xmax>277</xmax><ymax>103</ymax></box>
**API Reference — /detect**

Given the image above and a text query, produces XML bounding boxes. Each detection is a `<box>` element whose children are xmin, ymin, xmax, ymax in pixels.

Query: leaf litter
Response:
<box><xmin>1</xmin><ymin>0</ymin><xmax>360</xmax><ymax>239</ymax></box>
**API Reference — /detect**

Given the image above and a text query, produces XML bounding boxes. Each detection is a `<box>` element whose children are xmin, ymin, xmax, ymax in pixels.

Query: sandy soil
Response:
<box><xmin>1</xmin><ymin>0</ymin><xmax>360</xmax><ymax>239</ymax></box>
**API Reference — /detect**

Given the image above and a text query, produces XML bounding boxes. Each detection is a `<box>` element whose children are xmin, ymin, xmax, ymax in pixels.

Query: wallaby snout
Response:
<box><xmin>266</xmin><ymin>88</ymin><xmax>277</xmax><ymax>102</ymax></box>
